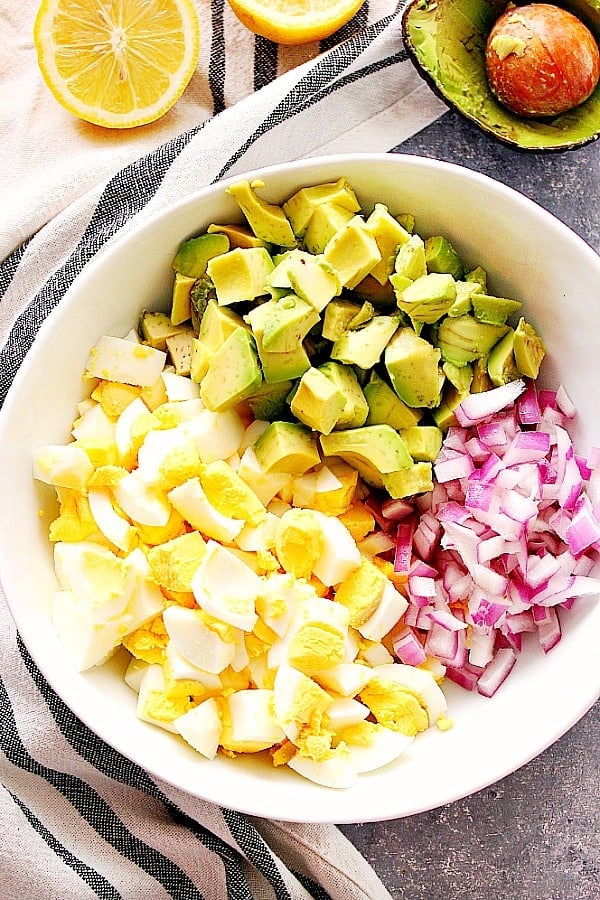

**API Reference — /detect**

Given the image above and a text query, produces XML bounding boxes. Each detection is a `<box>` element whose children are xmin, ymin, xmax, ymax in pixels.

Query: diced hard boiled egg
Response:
<box><xmin>237</xmin><ymin>446</ymin><xmax>291</xmax><ymax>506</ymax></box>
<box><xmin>360</xmin><ymin>663</ymin><xmax>448</xmax><ymax>736</ymax></box>
<box><xmin>123</xmin><ymin>548</ymin><xmax>166</xmax><ymax>630</ymax></box>
<box><xmin>85</xmin><ymin>335</ymin><xmax>167</xmax><ymax>387</ymax></box>
<box><xmin>52</xmin><ymin>589</ymin><xmax>125</xmax><ymax>671</ymax></box>
<box><xmin>113</xmin><ymin>469</ymin><xmax>172</xmax><ymax>527</ymax></box>
<box><xmin>147</xmin><ymin>531</ymin><xmax>207</xmax><ymax>592</ymax></box>
<box><xmin>339</xmin><ymin>721</ymin><xmax>414</xmax><ymax>774</ymax></box>
<box><xmin>313</xmin><ymin>662</ymin><xmax>374</xmax><ymax>697</ymax></box>
<box><xmin>234</xmin><ymin>512</ymin><xmax>279</xmax><ymax>552</ymax></box>
<box><xmin>191</xmin><ymin>540</ymin><xmax>260</xmax><ymax>632</ymax></box>
<box><xmin>174</xmin><ymin>698</ymin><xmax>222</xmax><ymax>759</ymax></box>
<box><xmin>136</xmin><ymin>427</ymin><xmax>201</xmax><ymax>491</ymax></box>
<box><xmin>311</xmin><ymin>511</ymin><xmax>361</xmax><ymax>586</ymax></box>
<box><xmin>199</xmin><ymin>460</ymin><xmax>266</xmax><ymax>527</ymax></box>
<box><xmin>136</xmin><ymin>664</ymin><xmax>194</xmax><ymax>733</ymax></box>
<box><xmin>162</xmin><ymin>371</ymin><xmax>201</xmax><ymax>402</ymax></box>
<box><xmin>273</xmin><ymin>663</ymin><xmax>333</xmax><ymax>744</ymax></box>
<box><xmin>124</xmin><ymin>657</ymin><xmax>149</xmax><ymax>693</ymax></box>
<box><xmin>358</xmin><ymin>581</ymin><xmax>408</xmax><ymax>642</ymax></box>
<box><xmin>221</xmin><ymin>689</ymin><xmax>285</xmax><ymax>753</ymax></box>
<box><xmin>54</xmin><ymin>541</ymin><xmax>136</xmax><ymax>623</ymax></box>
<box><xmin>326</xmin><ymin>696</ymin><xmax>370</xmax><ymax>731</ymax></box>
<box><xmin>287</xmin><ymin>746</ymin><xmax>357</xmax><ymax>789</ymax></box>
<box><xmin>114</xmin><ymin>396</ymin><xmax>152</xmax><ymax>465</ymax></box>
<box><xmin>257</xmin><ymin>572</ymin><xmax>313</xmax><ymax>638</ymax></box>
<box><xmin>168</xmin><ymin>477</ymin><xmax>244</xmax><ymax>544</ymax></box>
<box><xmin>71</xmin><ymin>401</ymin><xmax>115</xmax><ymax>444</ymax></box>
<box><xmin>164</xmin><ymin>641</ymin><xmax>222</xmax><ymax>692</ymax></box>
<box><xmin>33</xmin><ymin>444</ymin><xmax>94</xmax><ymax>492</ymax></box>
<box><xmin>274</xmin><ymin>507</ymin><xmax>325</xmax><ymax>579</ymax></box>
<box><xmin>286</xmin><ymin>595</ymin><xmax>350</xmax><ymax>673</ymax></box>
<box><xmin>88</xmin><ymin>486</ymin><xmax>136</xmax><ymax>552</ymax></box>
<box><xmin>185</xmin><ymin>408</ymin><xmax>245</xmax><ymax>463</ymax></box>
<box><xmin>162</xmin><ymin>605</ymin><xmax>236</xmax><ymax>674</ymax></box>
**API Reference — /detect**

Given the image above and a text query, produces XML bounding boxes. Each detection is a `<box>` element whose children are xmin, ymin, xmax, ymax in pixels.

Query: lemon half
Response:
<box><xmin>227</xmin><ymin>0</ymin><xmax>367</xmax><ymax>45</ymax></box>
<box><xmin>34</xmin><ymin>0</ymin><xmax>200</xmax><ymax>129</ymax></box>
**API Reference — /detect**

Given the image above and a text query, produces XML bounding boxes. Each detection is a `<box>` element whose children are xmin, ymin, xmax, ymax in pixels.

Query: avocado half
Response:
<box><xmin>401</xmin><ymin>0</ymin><xmax>600</xmax><ymax>151</ymax></box>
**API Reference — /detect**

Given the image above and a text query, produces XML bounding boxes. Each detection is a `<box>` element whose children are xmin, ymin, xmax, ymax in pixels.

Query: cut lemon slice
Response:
<box><xmin>34</xmin><ymin>0</ymin><xmax>200</xmax><ymax>129</ymax></box>
<box><xmin>227</xmin><ymin>0</ymin><xmax>367</xmax><ymax>45</ymax></box>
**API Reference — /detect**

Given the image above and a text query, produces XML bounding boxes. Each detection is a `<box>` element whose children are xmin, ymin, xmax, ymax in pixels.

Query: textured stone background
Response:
<box><xmin>340</xmin><ymin>111</ymin><xmax>600</xmax><ymax>900</ymax></box>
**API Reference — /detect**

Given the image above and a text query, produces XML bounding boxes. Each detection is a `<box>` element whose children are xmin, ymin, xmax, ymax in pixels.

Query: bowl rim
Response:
<box><xmin>1</xmin><ymin>151</ymin><xmax>599</xmax><ymax>823</ymax></box>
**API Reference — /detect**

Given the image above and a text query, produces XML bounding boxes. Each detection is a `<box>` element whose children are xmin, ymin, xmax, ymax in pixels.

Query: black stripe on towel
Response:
<box><xmin>223</xmin><ymin>807</ymin><xmax>295</xmax><ymax>900</ymax></box>
<box><xmin>0</xmin><ymin>238</ymin><xmax>31</xmax><ymax>298</ymax></box>
<box><xmin>254</xmin><ymin>37</ymin><xmax>279</xmax><ymax>93</ymax></box>
<box><xmin>209</xmin><ymin>0</ymin><xmax>227</xmax><ymax>115</ymax></box>
<box><xmin>5</xmin><ymin>785</ymin><xmax>121</xmax><ymax>899</ymax></box>
<box><xmin>0</xmin><ymin>672</ymin><xmax>206</xmax><ymax>899</ymax></box>
<box><xmin>17</xmin><ymin>638</ymin><xmax>258</xmax><ymax>900</ymax></box>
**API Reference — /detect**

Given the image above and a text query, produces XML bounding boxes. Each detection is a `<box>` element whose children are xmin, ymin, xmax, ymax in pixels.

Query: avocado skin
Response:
<box><xmin>401</xmin><ymin>0</ymin><xmax>600</xmax><ymax>152</ymax></box>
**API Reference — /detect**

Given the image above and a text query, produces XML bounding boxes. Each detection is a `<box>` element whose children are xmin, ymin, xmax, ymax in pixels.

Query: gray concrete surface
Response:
<box><xmin>339</xmin><ymin>111</ymin><xmax>600</xmax><ymax>900</ymax></box>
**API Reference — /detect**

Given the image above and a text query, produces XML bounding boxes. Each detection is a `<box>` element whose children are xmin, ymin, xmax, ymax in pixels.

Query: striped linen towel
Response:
<box><xmin>0</xmin><ymin>3</ymin><xmax>447</xmax><ymax>898</ymax></box>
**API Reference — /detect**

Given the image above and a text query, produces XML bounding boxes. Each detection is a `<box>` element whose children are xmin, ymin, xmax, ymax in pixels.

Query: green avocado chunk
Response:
<box><xmin>283</xmin><ymin>177</ymin><xmax>361</xmax><ymax>237</ymax></box>
<box><xmin>200</xmin><ymin>327</ymin><xmax>262</xmax><ymax>412</ymax></box>
<box><xmin>245</xmin><ymin>295</ymin><xmax>320</xmax><ymax>353</ymax></box>
<box><xmin>424</xmin><ymin>235</ymin><xmax>463</xmax><ymax>279</ymax></box>
<box><xmin>471</xmin><ymin>294</ymin><xmax>522</xmax><ymax>325</ymax></box>
<box><xmin>254</xmin><ymin>421</ymin><xmax>321</xmax><ymax>474</ymax></box>
<box><xmin>172</xmin><ymin>232</ymin><xmax>230</xmax><ymax>278</ymax></box>
<box><xmin>513</xmin><ymin>317</ymin><xmax>546</xmax><ymax>379</ymax></box>
<box><xmin>320</xmin><ymin>424</ymin><xmax>413</xmax><ymax>489</ymax></box>
<box><xmin>331</xmin><ymin>315</ymin><xmax>399</xmax><ymax>369</ymax></box>
<box><xmin>436</xmin><ymin>314</ymin><xmax>509</xmax><ymax>366</ymax></box>
<box><xmin>363</xmin><ymin>371</ymin><xmax>423</xmax><ymax>430</ymax></box>
<box><xmin>290</xmin><ymin>367</ymin><xmax>346</xmax><ymax>435</ymax></box>
<box><xmin>318</xmin><ymin>361</ymin><xmax>369</xmax><ymax>429</ymax></box>
<box><xmin>226</xmin><ymin>180</ymin><xmax>296</xmax><ymax>247</ymax></box>
<box><xmin>400</xmin><ymin>425</ymin><xmax>443</xmax><ymax>462</ymax></box>
<box><xmin>383</xmin><ymin>462</ymin><xmax>434</xmax><ymax>499</ymax></box>
<box><xmin>384</xmin><ymin>327</ymin><xmax>444</xmax><ymax>409</ymax></box>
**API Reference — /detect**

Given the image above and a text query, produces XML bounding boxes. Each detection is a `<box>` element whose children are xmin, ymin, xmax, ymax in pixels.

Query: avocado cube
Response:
<box><xmin>254</xmin><ymin>328</ymin><xmax>311</xmax><ymax>384</ymax></box>
<box><xmin>206</xmin><ymin>247</ymin><xmax>274</xmax><ymax>306</ymax></box>
<box><xmin>197</xmin><ymin>300</ymin><xmax>246</xmax><ymax>351</ymax></box>
<box><xmin>465</xmin><ymin>266</ymin><xmax>488</xmax><ymax>292</ymax></box>
<box><xmin>471</xmin><ymin>294</ymin><xmax>522</xmax><ymax>325</ymax></box>
<box><xmin>331</xmin><ymin>315</ymin><xmax>399</xmax><ymax>370</ymax></box>
<box><xmin>447</xmin><ymin>281</ymin><xmax>479</xmax><ymax>317</ymax></box>
<box><xmin>365</xmin><ymin>203</ymin><xmax>412</xmax><ymax>285</ymax></box>
<box><xmin>384</xmin><ymin>327</ymin><xmax>444</xmax><ymax>409</ymax></box>
<box><xmin>254</xmin><ymin>421</ymin><xmax>321</xmax><ymax>474</ymax></box>
<box><xmin>395</xmin><ymin>272</ymin><xmax>457</xmax><ymax>324</ymax></box>
<box><xmin>246</xmin><ymin>380</ymin><xmax>293</xmax><ymax>421</ymax></box>
<box><xmin>207</xmin><ymin>222</ymin><xmax>267</xmax><ymax>249</ymax></box>
<box><xmin>190</xmin><ymin>338</ymin><xmax>211</xmax><ymax>383</ymax></box>
<box><xmin>287</xmin><ymin>254</ymin><xmax>341</xmax><ymax>312</ymax></box>
<box><xmin>487</xmin><ymin>329</ymin><xmax>520</xmax><ymax>386</ymax></box>
<box><xmin>400</xmin><ymin>426</ymin><xmax>443</xmax><ymax>462</ymax></box>
<box><xmin>443</xmin><ymin>360</ymin><xmax>473</xmax><ymax>393</ymax></box>
<box><xmin>226</xmin><ymin>180</ymin><xmax>296</xmax><ymax>248</ymax></box>
<box><xmin>303</xmin><ymin>203</ymin><xmax>355</xmax><ymax>255</ymax></box>
<box><xmin>200</xmin><ymin>327</ymin><xmax>262</xmax><ymax>412</ymax></box>
<box><xmin>323</xmin><ymin>216</ymin><xmax>382</xmax><ymax>289</ymax></box>
<box><xmin>320</xmin><ymin>424</ymin><xmax>413</xmax><ymax>476</ymax></box>
<box><xmin>393</xmin><ymin>234</ymin><xmax>427</xmax><ymax>281</ymax></box>
<box><xmin>170</xmin><ymin>272</ymin><xmax>195</xmax><ymax>325</ymax></box>
<box><xmin>436</xmin><ymin>314</ymin><xmax>509</xmax><ymax>366</ymax></box>
<box><xmin>363</xmin><ymin>371</ymin><xmax>422</xmax><ymax>430</ymax></box>
<box><xmin>513</xmin><ymin>317</ymin><xmax>546</xmax><ymax>379</ymax></box>
<box><xmin>246</xmin><ymin>295</ymin><xmax>320</xmax><ymax>353</ymax></box>
<box><xmin>290</xmin><ymin>367</ymin><xmax>346</xmax><ymax>435</ymax></box>
<box><xmin>424</xmin><ymin>235</ymin><xmax>463</xmax><ymax>280</ymax></box>
<box><xmin>171</xmin><ymin>232</ymin><xmax>230</xmax><ymax>278</ymax></box>
<box><xmin>318</xmin><ymin>361</ymin><xmax>369</xmax><ymax>429</ymax></box>
<box><xmin>322</xmin><ymin>300</ymin><xmax>364</xmax><ymax>342</ymax></box>
<box><xmin>283</xmin><ymin>177</ymin><xmax>361</xmax><ymax>237</ymax></box>
<box><xmin>383</xmin><ymin>462</ymin><xmax>434</xmax><ymax>499</ymax></box>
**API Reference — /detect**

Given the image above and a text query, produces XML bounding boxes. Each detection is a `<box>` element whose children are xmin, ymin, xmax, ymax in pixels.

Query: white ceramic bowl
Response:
<box><xmin>1</xmin><ymin>154</ymin><xmax>599</xmax><ymax>823</ymax></box>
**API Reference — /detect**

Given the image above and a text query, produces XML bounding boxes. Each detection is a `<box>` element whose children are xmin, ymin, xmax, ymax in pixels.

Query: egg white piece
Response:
<box><xmin>226</xmin><ymin>689</ymin><xmax>285</xmax><ymax>750</ymax></box>
<box><xmin>162</xmin><ymin>371</ymin><xmax>201</xmax><ymax>402</ymax></box>
<box><xmin>136</xmin><ymin>426</ymin><xmax>196</xmax><ymax>487</ymax></box>
<box><xmin>234</xmin><ymin>512</ymin><xmax>279</xmax><ymax>552</ymax></box>
<box><xmin>287</xmin><ymin>750</ymin><xmax>358</xmax><ymax>789</ymax></box>
<box><xmin>113</xmin><ymin>470</ymin><xmax>172</xmax><ymax>527</ymax></box>
<box><xmin>326</xmin><ymin>696</ymin><xmax>370</xmax><ymax>731</ymax></box>
<box><xmin>168</xmin><ymin>477</ymin><xmax>244</xmax><ymax>544</ymax></box>
<box><xmin>191</xmin><ymin>541</ymin><xmax>260</xmax><ymax>632</ymax></box>
<box><xmin>273</xmin><ymin>663</ymin><xmax>333</xmax><ymax>743</ymax></box>
<box><xmin>33</xmin><ymin>444</ymin><xmax>94</xmax><ymax>491</ymax></box>
<box><xmin>344</xmin><ymin>725</ymin><xmax>414</xmax><ymax>774</ymax></box>
<box><xmin>71</xmin><ymin>402</ymin><xmax>115</xmax><ymax>443</ymax></box>
<box><xmin>371</xmin><ymin>663</ymin><xmax>448</xmax><ymax>727</ymax></box>
<box><xmin>358</xmin><ymin>581</ymin><xmax>409</xmax><ymax>642</ymax></box>
<box><xmin>124</xmin><ymin>657</ymin><xmax>149</xmax><ymax>693</ymax></box>
<box><xmin>123</xmin><ymin>548</ymin><xmax>166</xmax><ymax>631</ymax></box>
<box><xmin>239</xmin><ymin>419</ymin><xmax>270</xmax><ymax>452</ymax></box>
<box><xmin>174</xmin><ymin>698</ymin><xmax>222</xmax><ymax>759</ymax></box>
<box><xmin>114</xmin><ymin>396</ymin><xmax>150</xmax><ymax>463</ymax></box>
<box><xmin>237</xmin><ymin>446</ymin><xmax>292</xmax><ymax>506</ymax></box>
<box><xmin>164</xmin><ymin>641</ymin><xmax>222</xmax><ymax>692</ymax></box>
<box><xmin>230</xmin><ymin>631</ymin><xmax>250</xmax><ymax>673</ymax></box>
<box><xmin>260</xmin><ymin>572</ymin><xmax>313</xmax><ymax>639</ymax></box>
<box><xmin>52</xmin><ymin>590</ymin><xmax>124</xmax><ymax>671</ymax></box>
<box><xmin>54</xmin><ymin>541</ymin><xmax>136</xmax><ymax>624</ymax></box>
<box><xmin>88</xmin><ymin>486</ymin><xmax>136</xmax><ymax>552</ymax></box>
<box><xmin>136</xmin><ymin>665</ymin><xmax>178</xmax><ymax>733</ymax></box>
<box><xmin>166</xmin><ymin>399</ymin><xmax>205</xmax><ymax>422</ymax></box>
<box><xmin>311</xmin><ymin>512</ymin><xmax>361</xmax><ymax>586</ymax></box>
<box><xmin>360</xmin><ymin>641</ymin><xmax>394</xmax><ymax>666</ymax></box>
<box><xmin>185</xmin><ymin>408</ymin><xmax>245</xmax><ymax>463</ymax></box>
<box><xmin>85</xmin><ymin>335</ymin><xmax>167</xmax><ymax>387</ymax></box>
<box><xmin>162</xmin><ymin>605</ymin><xmax>236</xmax><ymax>674</ymax></box>
<box><xmin>313</xmin><ymin>662</ymin><xmax>374</xmax><ymax>697</ymax></box>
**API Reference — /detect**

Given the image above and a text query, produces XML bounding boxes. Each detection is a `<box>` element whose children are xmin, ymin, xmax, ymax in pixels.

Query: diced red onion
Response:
<box><xmin>392</xmin><ymin>626</ymin><xmax>427</xmax><ymax>666</ymax></box>
<box><xmin>476</xmin><ymin>648</ymin><xmax>517</xmax><ymax>697</ymax></box>
<box><xmin>555</xmin><ymin>384</ymin><xmax>576</xmax><ymax>418</ymax></box>
<box><xmin>454</xmin><ymin>379</ymin><xmax>526</xmax><ymax>427</ymax></box>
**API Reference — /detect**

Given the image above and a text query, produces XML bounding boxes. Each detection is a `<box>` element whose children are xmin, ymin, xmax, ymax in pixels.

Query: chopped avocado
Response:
<box><xmin>206</xmin><ymin>247</ymin><xmax>274</xmax><ymax>306</ymax></box>
<box><xmin>198</xmin><ymin>300</ymin><xmax>246</xmax><ymax>351</ymax></box>
<box><xmin>331</xmin><ymin>315</ymin><xmax>399</xmax><ymax>369</ymax></box>
<box><xmin>226</xmin><ymin>180</ymin><xmax>296</xmax><ymax>247</ymax></box>
<box><xmin>393</xmin><ymin>234</ymin><xmax>427</xmax><ymax>281</ymax></box>
<box><xmin>365</xmin><ymin>203</ymin><xmax>411</xmax><ymax>285</ymax></box>
<box><xmin>471</xmin><ymin>294</ymin><xmax>522</xmax><ymax>325</ymax></box>
<box><xmin>318</xmin><ymin>361</ymin><xmax>369</xmax><ymax>428</ymax></box>
<box><xmin>513</xmin><ymin>317</ymin><xmax>546</xmax><ymax>379</ymax></box>
<box><xmin>245</xmin><ymin>295</ymin><xmax>320</xmax><ymax>353</ymax></box>
<box><xmin>320</xmin><ymin>424</ymin><xmax>413</xmax><ymax>488</ymax></box>
<box><xmin>348</xmin><ymin>301</ymin><xmax>375</xmax><ymax>330</ymax></box>
<box><xmin>248</xmin><ymin>304</ymin><xmax>311</xmax><ymax>383</ymax></box>
<box><xmin>424</xmin><ymin>235</ymin><xmax>463</xmax><ymax>279</ymax></box>
<box><xmin>165</xmin><ymin>328</ymin><xmax>195</xmax><ymax>377</ymax></box>
<box><xmin>269</xmin><ymin>250</ymin><xmax>341</xmax><ymax>311</ymax></box>
<box><xmin>471</xmin><ymin>357</ymin><xmax>494</xmax><ymax>393</ymax></box>
<box><xmin>303</xmin><ymin>203</ymin><xmax>355</xmax><ymax>255</ymax></box>
<box><xmin>254</xmin><ymin>421</ymin><xmax>321</xmax><ymax>474</ymax></box>
<box><xmin>431</xmin><ymin>384</ymin><xmax>469</xmax><ymax>431</ymax></box>
<box><xmin>383</xmin><ymin>462</ymin><xmax>434</xmax><ymax>498</ymax></box>
<box><xmin>207</xmin><ymin>222</ymin><xmax>267</xmax><ymax>249</ymax></box>
<box><xmin>436</xmin><ymin>314</ymin><xmax>509</xmax><ymax>366</ymax></box>
<box><xmin>140</xmin><ymin>311</ymin><xmax>192</xmax><ymax>351</ymax></box>
<box><xmin>323</xmin><ymin>216</ymin><xmax>382</xmax><ymax>289</ymax></box>
<box><xmin>465</xmin><ymin>266</ymin><xmax>487</xmax><ymax>292</ymax></box>
<box><xmin>395</xmin><ymin>272</ymin><xmax>457</xmax><ymax>323</ymax></box>
<box><xmin>200</xmin><ymin>327</ymin><xmax>262</xmax><ymax>411</ymax></box>
<box><xmin>397</xmin><ymin>213</ymin><xmax>415</xmax><ymax>233</ymax></box>
<box><xmin>190</xmin><ymin>338</ymin><xmax>211</xmax><ymax>383</ymax></box>
<box><xmin>189</xmin><ymin>276</ymin><xmax>216</xmax><ymax>333</ymax></box>
<box><xmin>171</xmin><ymin>273</ymin><xmax>195</xmax><ymax>325</ymax></box>
<box><xmin>172</xmin><ymin>232</ymin><xmax>230</xmax><ymax>278</ymax></box>
<box><xmin>283</xmin><ymin>177</ymin><xmax>361</xmax><ymax>237</ymax></box>
<box><xmin>400</xmin><ymin>425</ymin><xmax>443</xmax><ymax>462</ymax></box>
<box><xmin>385</xmin><ymin>327</ymin><xmax>444</xmax><ymax>409</ymax></box>
<box><xmin>487</xmin><ymin>329</ymin><xmax>520</xmax><ymax>386</ymax></box>
<box><xmin>322</xmin><ymin>299</ymin><xmax>365</xmax><ymax>342</ymax></box>
<box><xmin>364</xmin><ymin>371</ymin><xmax>422</xmax><ymax>430</ymax></box>
<box><xmin>447</xmin><ymin>280</ymin><xmax>479</xmax><ymax>317</ymax></box>
<box><xmin>246</xmin><ymin>380</ymin><xmax>293</xmax><ymax>420</ymax></box>
<box><xmin>290</xmin><ymin>367</ymin><xmax>346</xmax><ymax>435</ymax></box>
<box><xmin>443</xmin><ymin>359</ymin><xmax>473</xmax><ymax>393</ymax></box>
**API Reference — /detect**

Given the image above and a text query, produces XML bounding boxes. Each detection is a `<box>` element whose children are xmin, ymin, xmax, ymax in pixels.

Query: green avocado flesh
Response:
<box><xmin>402</xmin><ymin>0</ymin><xmax>600</xmax><ymax>151</ymax></box>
